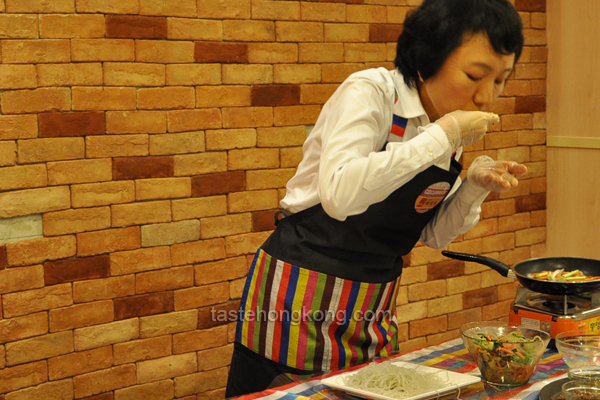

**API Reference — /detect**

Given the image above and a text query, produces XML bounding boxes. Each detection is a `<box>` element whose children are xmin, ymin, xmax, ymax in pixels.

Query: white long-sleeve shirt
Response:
<box><xmin>280</xmin><ymin>68</ymin><xmax>490</xmax><ymax>249</ymax></box>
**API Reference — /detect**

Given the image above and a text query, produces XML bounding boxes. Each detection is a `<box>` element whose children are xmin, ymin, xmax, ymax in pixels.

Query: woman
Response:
<box><xmin>226</xmin><ymin>0</ymin><xmax>526</xmax><ymax>396</ymax></box>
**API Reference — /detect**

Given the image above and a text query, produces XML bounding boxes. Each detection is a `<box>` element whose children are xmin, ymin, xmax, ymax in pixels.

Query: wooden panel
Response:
<box><xmin>547</xmin><ymin>0</ymin><xmax>600</xmax><ymax>258</ymax></box>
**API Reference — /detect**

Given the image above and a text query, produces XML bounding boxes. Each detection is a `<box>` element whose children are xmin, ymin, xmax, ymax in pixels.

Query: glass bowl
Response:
<box><xmin>460</xmin><ymin>321</ymin><xmax>551</xmax><ymax>386</ymax></box>
<box><xmin>555</xmin><ymin>330</ymin><xmax>600</xmax><ymax>382</ymax></box>
<box><xmin>562</xmin><ymin>379</ymin><xmax>600</xmax><ymax>400</ymax></box>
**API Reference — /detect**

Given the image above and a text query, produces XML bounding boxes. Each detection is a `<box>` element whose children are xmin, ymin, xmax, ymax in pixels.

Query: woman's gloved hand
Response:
<box><xmin>436</xmin><ymin>110</ymin><xmax>500</xmax><ymax>150</ymax></box>
<box><xmin>467</xmin><ymin>155</ymin><xmax>528</xmax><ymax>193</ymax></box>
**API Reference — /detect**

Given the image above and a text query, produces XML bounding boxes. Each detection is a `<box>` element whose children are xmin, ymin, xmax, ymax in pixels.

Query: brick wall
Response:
<box><xmin>0</xmin><ymin>0</ymin><xmax>546</xmax><ymax>398</ymax></box>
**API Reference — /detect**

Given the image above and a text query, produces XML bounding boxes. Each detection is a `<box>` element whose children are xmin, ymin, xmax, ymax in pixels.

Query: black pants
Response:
<box><xmin>225</xmin><ymin>342</ymin><xmax>319</xmax><ymax>398</ymax></box>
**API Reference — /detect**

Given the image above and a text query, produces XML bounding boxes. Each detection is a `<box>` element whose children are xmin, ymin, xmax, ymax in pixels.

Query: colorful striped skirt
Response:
<box><xmin>235</xmin><ymin>249</ymin><xmax>401</xmax><ymax>372</ymax></box>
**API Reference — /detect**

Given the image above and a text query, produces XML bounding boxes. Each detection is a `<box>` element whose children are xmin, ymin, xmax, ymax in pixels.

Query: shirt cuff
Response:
<box><xmin>415</xmin><ymin>123</ymin><xmax>454</xmax><ymax>162</ymax></box>
<box><xmin>457</xmin><ymin>177</ymin><xmax>490</xmax><ymax>204</ymax></box>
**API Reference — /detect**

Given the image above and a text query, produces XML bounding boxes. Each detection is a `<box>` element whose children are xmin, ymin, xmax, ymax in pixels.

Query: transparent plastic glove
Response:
<box><xmin>436</xmin><ymin>110</ymin><xmax>500</xmax><ymax>150</ymax></box>
<box><xmin>467</xmin><ymin>155</ymin><xmax>528</xmax><ymax>193</ymax></box>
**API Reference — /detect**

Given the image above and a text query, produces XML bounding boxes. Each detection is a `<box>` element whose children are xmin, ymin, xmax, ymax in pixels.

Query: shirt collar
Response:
<box><xmin>391</xmin><ymin>69</ymin><xmax>429</xmax><ymax>122</ymax></box>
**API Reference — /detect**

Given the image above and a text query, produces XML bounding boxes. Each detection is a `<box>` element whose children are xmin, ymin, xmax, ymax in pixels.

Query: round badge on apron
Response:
<box><xmin>414</xmin><ymin>181</ymin><xmax>451</xmax><ymax>214</ymax></box>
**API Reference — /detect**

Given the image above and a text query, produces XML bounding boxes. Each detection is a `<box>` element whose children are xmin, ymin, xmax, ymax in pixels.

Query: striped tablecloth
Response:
<box><xmin>235</xmin><ymin>338</ymin><xmax>568</xmax><ymax>400</ymax></box>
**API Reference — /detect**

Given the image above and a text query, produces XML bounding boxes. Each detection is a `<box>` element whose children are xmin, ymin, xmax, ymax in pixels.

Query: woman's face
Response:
<box><xmin>418</xmin><ymin>32</ymin><xmax>515</xmax><ymax>122</ymax></box>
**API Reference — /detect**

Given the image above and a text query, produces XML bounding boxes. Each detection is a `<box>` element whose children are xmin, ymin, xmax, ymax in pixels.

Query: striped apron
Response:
<box><xmin>236</xmin><ymin>249</ymin><xmax>401</xmax><ymax>371</ymax></box>
<box><xmin>235</xmin><ymin>152</ymin><xmax>462</xmax><ymax>372</ymax></box>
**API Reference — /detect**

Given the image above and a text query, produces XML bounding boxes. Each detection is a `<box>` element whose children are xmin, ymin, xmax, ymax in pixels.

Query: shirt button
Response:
<box><xmin>427</xmin><ymin>149</ymin><xmax>434</xmax><ymax>156</ymax></box>
<box><xmin>396</xmin><ymin>168</ymin><xmax>404</xmax><ymax>175</ymax></box>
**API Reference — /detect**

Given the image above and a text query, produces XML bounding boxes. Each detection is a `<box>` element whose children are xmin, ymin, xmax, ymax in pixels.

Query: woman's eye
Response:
<box><xmin>467</xmin><ymin>74</ymin><xmax>481</xmax><ymax>82</ymax></box>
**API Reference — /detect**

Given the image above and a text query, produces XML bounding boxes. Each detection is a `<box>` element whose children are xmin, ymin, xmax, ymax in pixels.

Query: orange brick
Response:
<box><xmin>398</xmin><ymin>265</ymin><xmax>427</xmax><ymax>285</ymax></box>
<box><xmin>223</xmin><ymin>19</ymin><xmax>274</xmax><ymax>41</ymax></box>
<box><xmin>106</xmin><ymin>15</ymin><xmax>166</xmax><ymax>39</ymax></box>
<box><xmin>299</xmin><ymin>43</ymin><xmax>343</xmax><ymax>63</ymax></box>
<box><xmin>407</xmin><ymin>280</ymin><xmax>446</xmax><ymax>302</ymax></box>
<box><xmin>172</xmin><ymin>196</ymin><xmax>227</xmax><ymax>221</ymax></box>
<box><xmin>136</xmin><ymin>40</ymin><xmax>195</xmax><ymax>63</ymax></box>
<box><xmin>167</xmin><ymin>108</ymin><xmax>222</xmax><ymax>132</ymax></box>
<box><xmin>225</xmin><ymin>231</ymin><xmax>271</xmax><ymax>257</ymax></box>
<box><xmin>139</xmin><ymin>310</ymin><xmax>197</xmax><ymax>338</ymax></box>
<box><xmin>71</xmin><ymin>38</ymin><xmax>135</xmax><ymax>61</ymax></box>
<box><xmin>447</xmin><ymin>308</ymin><xmax>483</xmax><ymax>330</ymax></box>
<box><xmin>138</xmin><ymin>87</ymin><xmax>195</xmax><ymax>110</ymax></box>
<box><xmin>136</xmin><ymin>177</ymin><xmax>191</xmax><ymax>201</ymax></box>
<box><xmin>173</xmin><ymin>282</ymin><xmax>229</xmax><ymax>311</ymax></box>
<box><xmin>6</xmin><ymin>0</ymin><xmax>73</xmax><ymax>12</ymax></box>
<box><xmin>85</xmin><ymin>134</ymin><xmax>148</xmax><ymax>158</ymax></box>
<box><xmin>228</xmin><ymin>190</ymin><xmax>279</xmax><ymax>213</ymax></box>
<box><xmin>1</xmin><ymin>39</ymin><xmax>70</xmax><ymax>63</ymax></box>
<box><xmin>110</xmin><ymin>246</ymin><xmax>171</xmax><ymax>276</ymax></box>
<box><xmin>73</xmin><ymin>275</ymin><xmax>136</xmax><ymax>303</ymax></box>
<box><xmin>5</xmin><ymin>331</ymin><xmax>73</xmax><ymax>366</ymax></box>
<box><xmin>197</xmin><ymin>0</ymin><xmax>250</xmax><ymax>19</ymax></box>
<box><xmin>49</xmin><ymin>300</ymin><xmax>114</xmax><ymax>332</ymax></box>
<box><xmin>73</xmin><ymin>364</ymin><xmax>136</xmax><ymax>398</ymax></box>
<box><xmin>2</xmin><ymin>87</ymin><xmax>70</xmax><ymax>114</ymax></box>
<box><xmin>139</xmin><ymin>0</ymin><xmax>196</xmax><ymax>16</ymax></box>
<box><xmin>104</xmin><ymin>62</ymin><xmax>166</xmax><ymax>87</ymax></box>
<box><xmin>111</xmin><ymin>200</ymin><xmax>172</xmax><ymax>227</ymax></box>
<box><xmin>200</xmin><ymin>214</ymin><xmax>252</xmax><ymax>239</ymax></box>
<box><xmin>136</xmin><ymin>266</ymin><xmax>194</xmax><ymax>294</ymax></box>
<box><xmin>344</xmin><ymin>43</ymin><xmax>387</xmax><ymax>62</ymax></box>
<box><xmin>324</xmin><ymin>23</ymin><xmax>369</xmax><ymax>43</ymax></box>
<box><xmin>2</xmin><ymin>283</ymin><xmax>72</xmax><ymax>318</ymax></box>
<box><xmin>347</xmin><ymin>4</ymin><xmax>386</xmax><ymax>23</ymax></box>
<box><xmin>498</xmin><ymin>212</ymin><xmax>531</xmax><ymax>233</ymax></box>
<box><xmin>196</xmin><ymin>86</ymin><xmax>250</xmax><ymax>108</ymax></box>
<box><xmin>174</xmin><ymin>366</ymin><xmax>228</xmax><ymax>397</ymax></box>
<box><xmin>18</xmin><ymin>137</ymin><xmax>84</xmax><ymax>163</ymax></box>
<box><xmin>481</xmin><ymin>232</ymin><xmax>515</xmax><ymax>253</ymax></box>
<box><xmin>48</xmin><ymin>158</ymin><xmax>112</xmax><ymax>185</ymax></box>
<box><xmin>396</xmin><ymin>300</ymin><xmax>427</xmax><ymax>324</ymax></box>
<box><xmin>76</xmin><ymin>225</ymin><xmax>138</xmax><ymax>258</ymax></box>
<box><xmin>166</xmin><ymin>64</ymin><xmax>220</xmax><ymax>86</ymax></box>
<box><xmin>149</xmin><ymin>131</ymin><xmax>204</xmax><ymax>155</ymax></box>
<box><xmin>0</xmin><ymin>115</ymin><xmax>38</xmax><ymax>140</ymax></box>
<box><xmin>299</xmin><ymin>84</ymin><xmax>338</xmax><ymax>104</ymax></box>
<box><xmin>72</xmin><ymin>181</ymin><xmax>135</xmax><ymax>208</ymax></box>
<box><xmin>253</xmin><ymin>0</ymin><xmax>300</xmax><ymax>20</ymax></box>
<box><xmin>228</xmin><ymin>148</ymin><xmax>279</xmax><ymax>170</ymax></box>
<box><xmin>0</xmin><ymin>186</ymin><xmax>70</xmax><ymax>219</ymax></box>
<box><xmin>246</xmin><ymin>168</ymin><xmax>296</xmax><ymax>190</ymax></box>
<box><xmin>113</xmin><ymin>335</ymin><xmax>172</xmax><ymax>364</ymax></box>
<box><xmin>515</xmin><ymin>226</ymin><xmax>546</xmax><ymax>246</ymax></box>
<box><xmin>195</xmin><ymin>257</ymin><xmax>248</xmax><ymax>285</ymax></box>
<box><xmin>197</xmin><ymin>344</ymin><xmax>233</xmax><ymax>371</ymax></box>
<box><xmin>173</xmin><ymin>152</ymin><xmax>227</xmax><ymax>176</ymax></box>
<box><xmin>172</xmin><ymin>325</ymin><xmax>228</xmax><ymax>354</ymax></box>
<box><xmin>276</xmin><ymin>21</ymin><xmax>323</xmax><ymax>42</ymax></box>
<box><xmin>274</xmin><ymin>105</ymin><xmax>321</xmax><ymax>126</ymax></box>
<box><xmin>280</xmin><ymin>147</ymin><xmax>303</xmax><ymax>168</ymax></box>
<box><xmin>409</xmin><ymin>315</ymin><xmax>447</xmax><ymax>339</ymax></box>
<box><xmin>0</xmin><ymin>312</ymin><xmax>47</xmax><ymax>343</ymax></box>
<box><xmin>0</xmin><ymin>361</ymin><xmax>47</xmax><ymax>394</ymax></box>
<box><xmin>2</xmin><ymin>378</ymin><xmax>73</xmax><ymax>399</ymax></box>
<box><xmin>43</xmin><ymin>206</ymin><xmax>111</xmax><ymax>236</ymax></box>
<box><xmin>72</xmin><ymin>86</ymin><xmax>137</xmax><ymax>111</ymax></box>
<box><xmin>170</xmin><ymin>238</ymin><xmax>226</xmax><ymax>266</ymax></box>
<box><xmin>0</xmin><ymin>64</ymin><xmax>37</xmax><ymax>89</ymax></box>
<box><xmin>74</xmin><ymin>319</ymin><xmax>139</xmax><ymax>351</ymax></box>
<box><xmin>48</xmin><ymin>346</ymin><xmax>113</xmax><ymax>380</ymax></box>
<box><xmin>321</xmin><ymin>62</ymin><xmax>365</xmax><ymax>83</ymax></box>
<box><xmin>247</xmin><ymin>42</ymin><xmax>298</xmax><ymax>64</ymax></box>
<box><xmin>0</xmin><ymin>14</ymin><xmax>38</xmax><ymax>38</ymax></box>
<box><xmin>77</xmin><ymin>0</ymin><xmax>139</xmax><ymax>13</ymax></box>
<box><xmin>222</xmin><ymin>64</ymin><xmax>273</xmax><ymax>85</ymax></box>
<box><xmin>5</xmin><ymin>235</ymin><xmax>75</xmax><ymax>267</ymax></box>
<box><xmin>114</xmin><ymin>379</ymin><xmax>175</xmax><ymax>400</ymax></box>
<box><xmin>274</xmin><ymin>64</ymin><xmax>320</xmax><ymax>84</ymax></box>
<box><xmin>168</xmin><ymin>18</ymin><xmax>222</xmax><ymax>40</ymax></box>
<box><xmin>0</xmin><ymin>164</ymin><xmax>47</xmax><ymax>191</ymax></box>
<box><xmin>40</xmin><ymin>14</ymin><xmax>105</xmax><ymax>38</ymax></box>
<box><xmin>137</xmin><ymin>353</ymin><xmax>196</xmax><ymax>384</ymax></box>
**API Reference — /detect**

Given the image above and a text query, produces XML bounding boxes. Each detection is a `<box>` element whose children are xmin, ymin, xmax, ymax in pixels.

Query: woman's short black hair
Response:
<box><xmin>395</xmin><ymin>0</ymin><xmax>524</xmax><ymax>88</ymax></box>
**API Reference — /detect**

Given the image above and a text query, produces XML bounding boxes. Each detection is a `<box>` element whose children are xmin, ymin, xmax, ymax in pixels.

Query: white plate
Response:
<box><xmin>321</xmin><ymin>360</ymin><xmax>481</xmax><ymax>400</ymax></box>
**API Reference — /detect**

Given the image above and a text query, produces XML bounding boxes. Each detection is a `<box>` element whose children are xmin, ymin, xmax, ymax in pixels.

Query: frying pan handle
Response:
<box><xmin>441</xmin><ymin>251</ymin><xmax>513</xmax><ymax>277</ymax></box>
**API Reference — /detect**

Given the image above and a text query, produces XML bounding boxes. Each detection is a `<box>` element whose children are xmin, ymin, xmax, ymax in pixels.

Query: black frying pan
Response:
<box><xmin>442</xmin><ymin>251</ymin><xmax>600</xmax><ymax>296</ymax></box>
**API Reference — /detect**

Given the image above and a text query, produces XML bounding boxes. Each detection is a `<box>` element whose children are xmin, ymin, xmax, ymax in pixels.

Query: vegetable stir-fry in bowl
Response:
<box><xmin>461</xmin><ymin>321</ymin><xmax>551</xmax><ymax>386</ymax></box>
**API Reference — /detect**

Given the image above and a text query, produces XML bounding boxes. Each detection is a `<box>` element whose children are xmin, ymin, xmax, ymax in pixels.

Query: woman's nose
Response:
<box><xmin>473</xmin><ymin>81</ymin><xmax>497</xmax><ymax>108</ymax></box>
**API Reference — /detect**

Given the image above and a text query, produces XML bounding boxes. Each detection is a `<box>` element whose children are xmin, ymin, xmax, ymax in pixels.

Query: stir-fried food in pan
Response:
<box><xmin>527</xmin><ymin>269</ymin><xmax>600</xmax><ymax>282</ymax></box>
